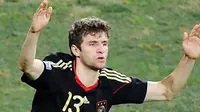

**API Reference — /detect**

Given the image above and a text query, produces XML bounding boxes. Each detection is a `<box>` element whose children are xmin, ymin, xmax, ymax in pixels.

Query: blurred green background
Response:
<box><xmin>0</xmin><ymin>0</ymin><xmax>200</xmax><ymax>111</ymax></box>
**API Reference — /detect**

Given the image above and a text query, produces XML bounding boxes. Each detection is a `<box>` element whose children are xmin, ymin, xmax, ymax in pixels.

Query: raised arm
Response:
<box><xmin>144</xmin><ymin>24</ymin><xmax>200</xmax><ymax>101</ymax></box>
<box><xmin>18</xmin><ymin>0</ymin><xmax>52</xmax><ymax>80</ymax></box>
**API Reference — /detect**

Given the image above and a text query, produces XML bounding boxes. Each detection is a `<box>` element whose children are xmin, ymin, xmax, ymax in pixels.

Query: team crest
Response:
<box><xmin>96</xmin><ymin>100</ymin><xmax>107</xmax><ymax>112</ymax></box>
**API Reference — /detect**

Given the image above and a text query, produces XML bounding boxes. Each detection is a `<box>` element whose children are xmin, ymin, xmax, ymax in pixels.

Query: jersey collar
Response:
<box><xmin>73</xmin><ymin>60</ymin><xmax>99</xmax><ymax>92</ymax></box>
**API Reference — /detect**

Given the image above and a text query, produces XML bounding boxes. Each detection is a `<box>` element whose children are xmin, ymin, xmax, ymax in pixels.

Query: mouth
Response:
<box><xmin>97</xmin><ymin>57</ymin><xmax>105</xmax><ymax>62</ymax></box>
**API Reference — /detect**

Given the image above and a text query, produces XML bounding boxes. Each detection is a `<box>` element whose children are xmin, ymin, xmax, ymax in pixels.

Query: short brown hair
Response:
<box><xmin>68</xmin><ymin>17</ymin><xmax>110</xmax><ymax>56</ymax></box>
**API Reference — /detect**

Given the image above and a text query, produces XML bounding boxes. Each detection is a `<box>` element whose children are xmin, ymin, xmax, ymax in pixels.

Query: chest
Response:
<box><xmin>57</xmin><ymin>82</ymin><xmax>112</xmax><ymax>112</ymax></box>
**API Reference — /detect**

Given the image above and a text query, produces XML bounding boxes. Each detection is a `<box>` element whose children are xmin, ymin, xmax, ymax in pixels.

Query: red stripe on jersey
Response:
<box><xmin>112</xmin><ymin>82</ymin><xmax>131</xmax><ymax>95</ymax></box>
<box><xmin>73</xmin><ymin>61</ymin><xmax>98</xmax><ymax>92</ymax></box>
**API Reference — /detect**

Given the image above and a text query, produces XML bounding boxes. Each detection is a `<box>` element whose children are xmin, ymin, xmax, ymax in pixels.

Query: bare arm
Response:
<box><xmin>144</xmin><ymin>24</ymin><xmax>200</xmax><ymax>101</ymax></box>
<box><xmin>144</xmin><ymin>55</ymin><xmax>195</xmax><ymax>101</ymax></box>
<box><xmin>18</xmin><ymin>31</ymin><xmax>44</xmax><ymax>80</ymax></box>
<box><xmin>18</xmin><ymin>0</ymin><xmax>52</xmax><ymax>80</ymax></box>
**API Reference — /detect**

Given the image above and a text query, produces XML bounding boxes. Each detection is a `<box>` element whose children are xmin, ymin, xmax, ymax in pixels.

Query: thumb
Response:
<box><xmin>46</xmin><ymin>6</ymin><xmax>53</xmax><ymax>19</ymax></box>
<box><xmin>183</xmin><ymin>32</ymin><xmax>189</xmax><ymax>41</ymax></box>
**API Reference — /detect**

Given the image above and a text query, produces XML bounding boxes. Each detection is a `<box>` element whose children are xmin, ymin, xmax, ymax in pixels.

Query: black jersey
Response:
<box><xmin>21</xmin><ymin>52</ymin><xmax>147</xmax><ymax>112</ymax></box>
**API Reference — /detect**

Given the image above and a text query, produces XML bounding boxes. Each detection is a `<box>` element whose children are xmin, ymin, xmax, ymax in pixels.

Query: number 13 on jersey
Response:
<box><xmin>62</xmin><ymin>91</ymin><xmax>86</xmax><ymax>112</ymax></box>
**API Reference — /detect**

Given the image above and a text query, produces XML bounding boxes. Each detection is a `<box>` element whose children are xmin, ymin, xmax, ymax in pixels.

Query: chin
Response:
<box><xmin>97</xmin><ymin>64</ymin><xmax>106</xmax><ymax>69</ymax></box>
<box><xmin>97</xmin><ymin>66</ymin><xmax>105</xmax><ymax>69</ymax></box>
<box><xmin>92</xmin><ymin>64</ymin><xmax>105</xmax><ymax>71</ymax></box>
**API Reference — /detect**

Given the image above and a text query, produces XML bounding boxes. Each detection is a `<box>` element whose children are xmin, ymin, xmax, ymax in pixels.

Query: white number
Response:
<box><xmin>62</xmin><ymin>91</ymin><xmax>87</xmax><ymax>112</ymax></box>
<box><xmin>73</xmin><ymin>95</ymin><xmax>84</xmax><ymax>112</ymax></box>
<box><xmin>62</xmin><ymin>92</ymin><xmax>72</xmax><ymax>111</ymax></box>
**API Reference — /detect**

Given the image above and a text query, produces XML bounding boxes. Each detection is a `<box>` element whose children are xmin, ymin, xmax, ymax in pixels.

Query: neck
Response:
<box><xmin>75</xmin><ymin>58</ymin><xmax>99</xmax><ymax>87</ymax></box>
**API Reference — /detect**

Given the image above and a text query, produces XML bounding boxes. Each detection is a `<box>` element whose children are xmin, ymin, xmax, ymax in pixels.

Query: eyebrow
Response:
<box><xmin>88</xmin><ymin>40</ymin><xmax>98</xmax><ymax>42</ymax></box>
<box><xmin>102</xmin><ymin>40</ymin><xmax>108</xmax><ymax>43</ymax></box>
<box><xmin>88</xmin><ymin>41</ymin><xmax>98</xmax><ymax>44</ymax></box>
<box><xmin>88</xmin><ymin>40</ymin><xmax>108</xmax><ymax>43</ymax></box>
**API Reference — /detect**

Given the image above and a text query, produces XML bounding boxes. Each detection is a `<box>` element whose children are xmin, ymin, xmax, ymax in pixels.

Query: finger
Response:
<box><xmin>36</xmin><ymin>0</ymin><xmax>48</xmax><ymax>12</ymax></box>
<box><xmin>183</xmin><ymin>32</ymin><xmax>189</xmax><ymax>40</ymax></box>
<box><xmin>189</xmin><ymin>24</ymin><xmax>200</xmax><ymax>36</ymax></box>
<box><xmin>46</xmin><ymin>6</ymin><xmax>53</xmax><ymax>19</ymax></box>
<box><xmin>36</xmin><ymin>3</ymin><xmax>43</xmax><ymax>12</ymax></box>
<box><xmin>196</xmin><ymin>24</ymin><xmax>200</xmax><ymax>38</ymax></box>
<box><xmin>43</xmin><ymin>0</ymin><xmax>48</xmax><ymax>9</ymax></box>
<box><xmin>37</xmin><ymin>8</ymin><xmax>46</xmax><ymax>16</ymax></box>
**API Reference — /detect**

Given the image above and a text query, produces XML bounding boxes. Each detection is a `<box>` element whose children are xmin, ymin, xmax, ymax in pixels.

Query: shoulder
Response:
<box><xmin>43</xmin><ymin>52</ymin><xmax>74</xmax><ymax>70</ymax></box>
<box><xmin>43</xmin><ymin>52</ymin><xmax>73</xmax><ymax>62</ymax></box>
<box><xmin>99</xmin><ymin>67</ymin><xmax>132</xmax><ymax>83</ymax></box>
<box><xmin>44</xmin><ymin>52</ymin><xmax>73</xmax><ymax>61</ymax></box>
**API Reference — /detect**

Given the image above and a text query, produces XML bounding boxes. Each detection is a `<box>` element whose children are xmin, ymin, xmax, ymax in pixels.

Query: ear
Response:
<box><xmin>71</xmin><ymin>45</ymin><xmax>81</xmax><ymax>57</ymax></box>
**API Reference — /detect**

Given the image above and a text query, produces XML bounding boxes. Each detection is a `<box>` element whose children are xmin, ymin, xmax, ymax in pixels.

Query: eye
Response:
<box><xmin>88</xmin><ymin>41</ymin><xmax>98</xmax><ymax>46</ymax></box>
<box><xmin>89</xmin><ymin>43</ymin><xmax>95</xmax><ymax>46</ymax></box>
<box><xmin>103</xmin><ymin>43</ymin><xmax>108</xmax><ymax>46</ymax></box>
<box><xmin>103</xmin><ymin>42</ymin><xmax>108</xmax><ymax>46</ymax></box>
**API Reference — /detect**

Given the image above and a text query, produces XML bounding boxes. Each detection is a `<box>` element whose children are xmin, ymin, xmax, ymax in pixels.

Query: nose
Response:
<box><xmin>96</xmin><ymin>44</ymin><xmax>105</xmax><ymax>54</ymax></box>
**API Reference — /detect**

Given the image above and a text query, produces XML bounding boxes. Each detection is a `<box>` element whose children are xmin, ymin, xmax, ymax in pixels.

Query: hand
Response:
<box><xmin>30</xmin><ymin>0</ymin><xmax>52</xmax><ymax>33</ymax></box>
<box><xmin>183</xmin><ymin>24</ymin><xmax>200</xmax><ymax>59</ymax></box>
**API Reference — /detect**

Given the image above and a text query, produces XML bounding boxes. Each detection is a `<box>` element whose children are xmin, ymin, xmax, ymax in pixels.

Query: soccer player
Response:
<box><xmin>18</xmin><ymin>0</ymin><xmax>200</xmax><ymax>112</ymax></box>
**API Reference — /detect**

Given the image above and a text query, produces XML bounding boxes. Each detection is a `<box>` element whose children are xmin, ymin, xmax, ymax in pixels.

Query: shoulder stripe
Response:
<box><xmin>100</xmin><ymin>68</ymin><xmax>132</xmax><ymax>83</ymax></box>
<box><xmin>101</xmin><ymin>68</ymin><xmax>129</xmax><ymax>78</ymax></box>
<box><xmin>52</xmin><ymin>60</ymin><xmax>72</xmax><ymax>70</ymax></box>
<box><xmin>52</xmin><ymin>60</ymin><xmax>63</xmax><ymax>67</ymax></box>
<box><xmin>101</xmin><ymin>71</ymin><xmax>131</xmax><ymax>82</ymax></box>
<box><xmin>100</xmin><ymin>74</ymin><xmax>131</xmax><ymax>83</ymax></box>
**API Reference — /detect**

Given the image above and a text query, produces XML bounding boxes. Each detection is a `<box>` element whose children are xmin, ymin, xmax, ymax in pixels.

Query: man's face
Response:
<box><xmin>78</xmin><ymin>31</ymin><xmax>109</xmax><ymax>70</ymax></box>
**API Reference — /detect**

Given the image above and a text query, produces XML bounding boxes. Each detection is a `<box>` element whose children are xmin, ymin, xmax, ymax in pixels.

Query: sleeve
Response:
<box><xmin>111</xmin><ymin>77</ymin><xmax>147</xmax><ymax>105</ymax></box>
<box><xmin>101</xmin><ymin>68</ymin><xmax>147</xmax><ymax>105</ymax></box>
<box><xmin>21</xmin><ymin>53</ymin><xmax>63</xmax><ymax>92</ymax></box>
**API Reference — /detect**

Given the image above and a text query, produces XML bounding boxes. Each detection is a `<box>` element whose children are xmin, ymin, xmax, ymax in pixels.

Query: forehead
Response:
<box><xmin>82</xmin><ymin>31</ymin><xmax>109</xmax><ymax>42</ymax></box>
